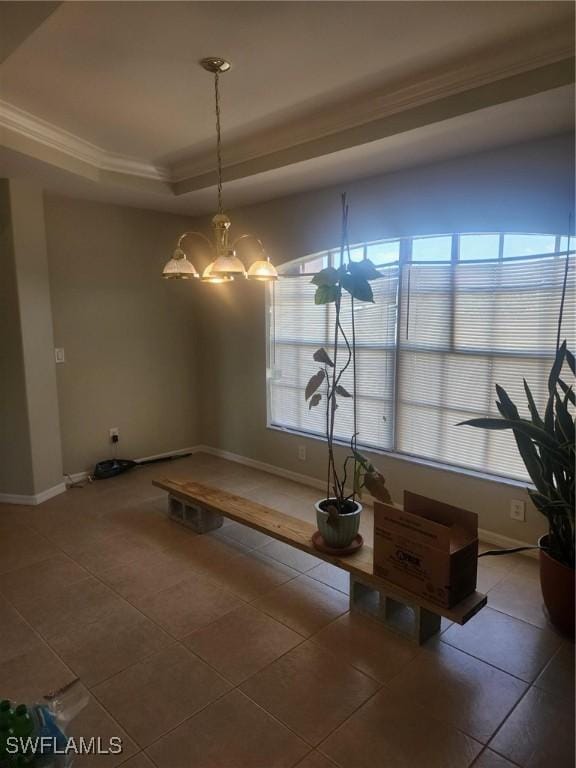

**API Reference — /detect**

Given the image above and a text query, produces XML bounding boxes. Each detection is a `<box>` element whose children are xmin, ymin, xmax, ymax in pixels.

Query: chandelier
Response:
<box><xmin>162</xmin><ymin>58</ymin><xmax>278</xmax><ymax>283</ymax></box>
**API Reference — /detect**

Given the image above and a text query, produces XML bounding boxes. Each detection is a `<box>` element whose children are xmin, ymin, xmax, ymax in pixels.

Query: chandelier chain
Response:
<box><xmin>214</xmin><ymin>72</ymin><xmax>224</xmax><ymax>215</ymax></box>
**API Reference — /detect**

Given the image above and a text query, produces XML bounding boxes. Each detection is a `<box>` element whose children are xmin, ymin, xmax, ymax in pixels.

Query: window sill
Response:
<box><xmin>266</xmin><ymin>423</ymin><xmax>532</xmax><ymax>491</ymax></box>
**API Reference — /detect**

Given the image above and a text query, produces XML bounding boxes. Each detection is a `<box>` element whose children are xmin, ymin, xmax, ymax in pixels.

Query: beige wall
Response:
<box><xmin>11</xmin><ymin>180</ymin><xmax>63</xmax><ymax>494</ymax></box>
<box><xmin>0</xmin><ymin>180</ymin><xmax>35</xmax><ymax>495</ymax></box>
<box><xmin>44</xmin><ymin>196</ymin><xmax>200</xmax><ymax>475</ymax></box>
<box><xmin>195</xmin><ymin>134</ymin><xmax>574</xmax><ymax>543</ymax></box>
<box><xmin>0</xmin><ymin>179</ymin><xmax>63</xmax><ymax>497</ymax></box>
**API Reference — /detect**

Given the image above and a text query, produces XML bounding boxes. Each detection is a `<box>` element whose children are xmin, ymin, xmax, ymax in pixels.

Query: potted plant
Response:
<box><xmin>304</xmin><ymin>196</ymin><xmax>392</xmax><ymax>551</ymax></box>
<box><xmin>460</xmin><ymin>340</ymin><xmax>574</xmax><ymax>636</ymax></box>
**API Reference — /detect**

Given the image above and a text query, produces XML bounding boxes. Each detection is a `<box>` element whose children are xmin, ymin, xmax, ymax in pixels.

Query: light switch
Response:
<box><xmin>54</xmin><ymin>348</ymin><xmax>65</xmax><ymax>364</ymax></box>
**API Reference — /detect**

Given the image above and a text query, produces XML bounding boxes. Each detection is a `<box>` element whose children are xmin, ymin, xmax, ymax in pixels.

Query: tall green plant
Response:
<box><xmin>304</xmin><ymin>196</ymin><xmax>391</xmax><ymax>518</ymax></box>
<box><xmin>460</xmin><ymin>345</ymin><xmax>575</xmax><ymax>567</ymax></box>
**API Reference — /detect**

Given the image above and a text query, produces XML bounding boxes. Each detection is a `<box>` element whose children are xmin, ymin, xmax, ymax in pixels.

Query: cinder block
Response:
<box><xmin>168</xmin><ymin>496</ymin><xmax>223</xmax><ymax>533</ymax></box>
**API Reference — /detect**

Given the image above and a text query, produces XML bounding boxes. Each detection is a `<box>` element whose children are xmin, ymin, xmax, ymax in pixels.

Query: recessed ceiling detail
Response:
<box><xmin>0</xmin><ymin>1</ymin><xmax>574</xmax><ymax>213</ymax></box>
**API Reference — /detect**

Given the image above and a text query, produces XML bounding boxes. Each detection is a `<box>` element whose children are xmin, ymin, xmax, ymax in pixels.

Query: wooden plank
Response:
<box><xmin>153</xmin><ymin>477</ymin><xmax>487</xmax><ymax>625</ymax></box>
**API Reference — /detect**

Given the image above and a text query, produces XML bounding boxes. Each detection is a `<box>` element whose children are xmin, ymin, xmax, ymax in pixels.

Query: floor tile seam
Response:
<box><xmin>0</xmin><ymin>586</ymin><xmax>83</xmax><ymax>685</ymax></box>
<box><xmin>304</xmin><ymin>633</ymin><xmax>389</xmax><ymax>687</ymax></box>
<box><xmin>325</xmin><ymin>673</ymin><xmax>500</xmax><ymax>751</ymax></box>
<box><xmin>237</xmin><ymin>645</ymin><xmax>387</xmax><ymax>751</ymax></box>
<box><xmin>121</xmin><ymin>565</ymin><xmax>253</xmax><ymax>617</ymax></box>
<box><xmin>304</xmin><ymin>570</ymin><xmax>349</xmax><ymax>596</ymax></box>
<box><xmin>140</xmin><ymin>685</ymin><xmax>302</xmax><ymax>759</ymax></box>
<box><xmin>18</xmin><ymin>517</ymin><xmax>249</xmax><ymax>691</ymax></box>
<box><xmin>486</xmin><ymin>604</ymin><xmax>553</xmax><ymax>633</ymax></box>
<box><xmin>229</xmin><ymin>685</ymin><xmax>325</xmax><ymax>751</ymax></box>
<box><xmin>243</xmin><ymin>586</ymin><xmax>345</xmax><ymax>640</ymax></box>
<box><xmin>483</xmin><ymin>686</ymin><xmax>537</xmax><ymax>767</ymax></box>
<box><xmin>88</xmin><ymin>650</ymin><xmax>234</xmax><ymax>751</ymax></box>
<box><xmin>436</xmin><ymin>635</ymin><xmax>559</xmax><ymax>685</ymax></box>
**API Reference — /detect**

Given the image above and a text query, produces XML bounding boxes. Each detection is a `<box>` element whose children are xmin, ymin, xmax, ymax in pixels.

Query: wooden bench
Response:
<box><xmin>153</xmin><ymin>477</ymin><xmax>487</xmax><ymax>644</ymax></box>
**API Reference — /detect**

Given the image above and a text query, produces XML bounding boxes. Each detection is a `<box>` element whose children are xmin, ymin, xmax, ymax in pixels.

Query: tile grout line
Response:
<box><xmin>1</xmin><ymin>466</ymin><xmax>569</xmax><ymax>767</ymax></box>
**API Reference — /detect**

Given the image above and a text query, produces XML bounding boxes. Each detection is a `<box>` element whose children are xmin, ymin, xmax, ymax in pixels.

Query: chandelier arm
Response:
<box><xmin>214</xmin><ymin>71</ymin><xmax>224</xmax><ymax>215</ymax></box>
<box><xmin>177</xmin><ymin>230</ymin><xmax>214</xmax><ymax>251</ymax></box>
<box><xmin>232</xmin><ymin>233</ymin><xmax>266</xmax><ymax>254</ymax></box>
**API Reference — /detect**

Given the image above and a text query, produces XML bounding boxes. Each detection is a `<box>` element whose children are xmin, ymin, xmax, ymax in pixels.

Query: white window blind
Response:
<box><xmin>268</xmin><ymin>238</ymin><xmax>574</xmax><ymax>482</ymax></box>
<box><xmin>268</xmin><ymin>265</ymin><xmax>399</xmax><ymax>451</ymax></box>
<box><xmin>397</xmin><ymin>255</ymin><xmax>575</xmax><ymax>479</ymax></box>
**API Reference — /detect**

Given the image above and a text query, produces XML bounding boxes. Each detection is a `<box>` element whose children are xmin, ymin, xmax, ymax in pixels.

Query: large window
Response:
<box><xmin>268</xmin><ymin>233</ymin><xmax>575</xmax><ymax>481</ymax></box>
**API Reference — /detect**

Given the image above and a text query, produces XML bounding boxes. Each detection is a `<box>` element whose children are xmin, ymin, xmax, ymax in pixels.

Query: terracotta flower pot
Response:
<box><xmin>315</xmin><ymin>499</ymin><xmax>362</xmax><ymax>549</ymax></box>
<box><xmin>539</xmin><ymin>535</ymin><xmax>575</xmax><ymax>639</ymax></box>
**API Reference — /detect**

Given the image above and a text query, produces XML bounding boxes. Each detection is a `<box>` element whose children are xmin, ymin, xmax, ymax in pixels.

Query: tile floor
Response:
<box><xmin>0</xmin><ymin>452</ymin><xmax>573</xmax><ymax>768</ymax></box>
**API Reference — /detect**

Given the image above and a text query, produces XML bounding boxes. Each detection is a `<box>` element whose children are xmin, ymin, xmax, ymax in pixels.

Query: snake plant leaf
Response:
<box><xmin>548</xmin><ymin>341</ymin><xmax>566</xmax><ymax>395</ymax></box>
<box><xmin>314</xmin><ymin>284</ymin><xmax>340</xmax><ymax>305</ymax></box>
<box><xmin>558</xmin><ymin>379</ymin><xmax>576</xmax><ymax>406</ymax></box>
<box><xmin>458</xmin><ymin>417</ymin><xmax>566</xmax><ymax>455</ymax></box>
<box><xmin>565</xmin><ymin>346</ymin><xmax>575</xmax><ymax>376</ymax></box>
<box><xmin>311</xmin><ymin>266</ymin><xmax>339</xmax><ymax>287</ymax></box>
<box><xmin>348</xmin><ymin>259</ymin><xmax>382</xmax><ymax>281</ymax></box>
<box><xmin>495</xmin><ymin>384</ymin><xmax>520</xmax><ymax>419</ymax></box>
<box><xmin>554</xmin><ymin>391</ymin><xmax>575</xmax><ymax>444</ymax></box>
<box><xmin>336</xmin><ymin>385</ymin><xmax>352</xmax><ymax>397</ymax></box>
<box><xmin>308</xmin><ymin>393</ymin><xmax>321</xmax><ymax>409</ymax></box>
<box><xmin>523</xmin><ymin>379</ymin><xmax>545</xmax><ymax>426</ymax></box>
<box><xmin>341</xmin><ymin>273</ymin><xmax>374</xmax><ymax>303</ymax></box>
<box><xmin>313</xmin><ymin>348</ymin><xmax>334</xmax><ymax>367</ymax></box>
<box><xmin>490</xmin><ymin>403</ymin><xmax>548</xmax><ymax>494</ymax></box>
<box><xmin>305</xmin><ymin>369</ymin><xmax>325</xmax><ymax>401</ymax></box>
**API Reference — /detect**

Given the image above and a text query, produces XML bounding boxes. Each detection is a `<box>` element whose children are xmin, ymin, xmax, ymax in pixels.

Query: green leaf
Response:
<box><xmin>336</xmin><ymin>385</ymin><xmax>352</xmax><ymax>397</ymax></box>
<box><xmin>554</xmin><ymin>391</ymin><xmax>575</xmax><ymax>445</ymax></box>
<box><xmin>308</xmin><ymin>393</ymin><xmax>321</xmax><ymax>409</ymax></box>
<box><xmin>313</xmin><ymin>348</ymin><xmax>334</xmax><ymax>367</ymax></box>
<box><xmin>523</xmin><ymin>379</ymin><xmax>544</xmax><ymax>426</ymax></box>
<box><xmin>311</xmin><ymin>267</ymin><xmax>339</xmax><ymax>287</ymax></box>
<box><xmin>341</xmin><ymin>273</ymin><xmax>374</xmax><ymax>303</ymax></box>
<box><xmin>565</xmin><ymin>346</ymin><xmax>575</xmax><ymax>376</ymax></box>
<box><xmin>314</xmin><ymin>284</ymin><xmax>340</xmax><ymax>305</ymax></box>
<box><xmin>459</xmin><ymin>417</ymin><xmax>569</xmax><ymax>460</ymax></box>
<box><xmin>495</xmin><ymin>384</ymin><xmax>520</xmax><ymax>420</ymax></box>
<box><xmin>352</xmin><ymin>448</ymin><xmax>374</xmax><ymax>473</ymax></box>
<box><xmin>305</xmin><ymin>369</ymin><xmax>325</xmax><ymax>401</ymax></box>
<box><xmin>548</xmin><ymin>341</ymin><xmax>566</xmax><ymax>395</ymax></box>
<box><xmin>348</xmin><ymin>259</ymin><xmax>382</xmax><ymax>281</ymax></box>
<box><xmin>558</xmin><ymin>379</ymin><xmax>576</xmax><ymax>406</ymax></box>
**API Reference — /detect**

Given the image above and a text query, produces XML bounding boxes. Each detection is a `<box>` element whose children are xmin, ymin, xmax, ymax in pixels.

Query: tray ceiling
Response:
<box><xmin>0</xmin><ymin>1</ymin><xmax>574</xmax><ymax>213</ymax></box>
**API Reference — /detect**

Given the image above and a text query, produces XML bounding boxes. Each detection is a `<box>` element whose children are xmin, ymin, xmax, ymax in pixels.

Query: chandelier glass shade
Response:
<box><xmin>162</xmin><ymin>58</ymin><xmax>278</xmax><ymax>284</ymax></box>
<box><xmin>201</xmin><ymin>261</ymin><xmax>234</xmax><ymax>284</ymax></box>
<box><xmin>161</xmin><ymin>247</ymin><xmax>199</xmax><ymax>280</ymax></box>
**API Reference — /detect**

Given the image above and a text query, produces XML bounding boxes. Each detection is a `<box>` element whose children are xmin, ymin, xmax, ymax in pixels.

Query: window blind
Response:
<box><xmin>268</xmin><ymin>248</ymin><xmax>574</xmax><ymax>482</ymax></box>
<box><xmin>397</xmin><ymin>255</ymin><xmax>575</xmax><ymax>479</ymax></box>
<box><xmin>268</xmin><ymin>265</ymin><xmax>399</xmax><ymax>450</ymax></box>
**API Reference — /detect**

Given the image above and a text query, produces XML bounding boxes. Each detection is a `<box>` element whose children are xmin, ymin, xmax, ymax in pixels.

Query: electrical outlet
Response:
<box><xmin>109</xmin><ymin>428</ymin><xmax>119</xmax><ymax>444</ymax></box>
<box><xmin>510</xmin><ymin>499</ymin><xmax>526</xmax><ymax>522</ymax></box>
<box><xmin>297</xmin><ymin>445</ymin><xmax>306</xmax><ymax>461</ymax></box>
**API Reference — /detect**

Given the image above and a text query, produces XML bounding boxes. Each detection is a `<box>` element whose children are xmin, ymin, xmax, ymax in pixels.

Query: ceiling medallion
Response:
<box><xmin>162</xmin><ymin>58</ymin><xmax>278</xmax><ymax>283</ymax></box>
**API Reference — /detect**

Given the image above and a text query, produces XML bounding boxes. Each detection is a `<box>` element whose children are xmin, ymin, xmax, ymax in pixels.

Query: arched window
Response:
<box><xmin>267</xmin><ymin>232</ymin><xmax>575</xmax><ymax>481</ymax></box>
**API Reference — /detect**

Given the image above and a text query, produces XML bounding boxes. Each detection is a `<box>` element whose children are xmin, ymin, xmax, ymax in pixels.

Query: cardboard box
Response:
<box><xmin>373</xmin><ymin>492</ymin><xmax>478</xmax><ymax>608</ymax></box>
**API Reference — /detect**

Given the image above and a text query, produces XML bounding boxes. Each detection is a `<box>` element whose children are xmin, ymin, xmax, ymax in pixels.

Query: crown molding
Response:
<box><xmin>0</xmin><ymin>100</ymin><xmax>170</xmax><ymax>182</ymax></box>
<box><xmin>171</xmin><ymin>40</ymin><xmax>575</xmax><ymax>182</ymax></box>
<box><xmin>0</xmin><ymin>30</ymin><xmax>573</xmax><ymax>193</ymax></box>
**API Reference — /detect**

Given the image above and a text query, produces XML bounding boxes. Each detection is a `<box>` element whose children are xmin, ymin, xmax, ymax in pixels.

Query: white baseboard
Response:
<box><xmin>0</xmin><ymin>482</ymin><xmax>67</xmax><ymax>507</ymax></box>
<box><xmin>65</xmin><ymin>445</ymin><xmax>202</xmax><ymax>486</ymax></box>
<box><xmin>196</xmin><ymin>445</ymin><xmax>540</xmax><ymax>558</ymax></box>
<box><xmin>195</xmin><ymin>444</ymin><xmax>326</xmax><ymax>492</ymax></box>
